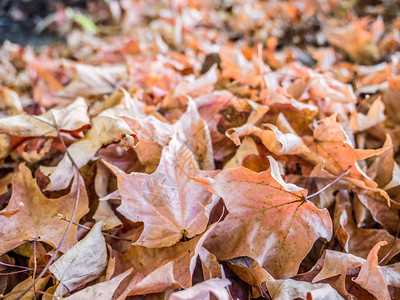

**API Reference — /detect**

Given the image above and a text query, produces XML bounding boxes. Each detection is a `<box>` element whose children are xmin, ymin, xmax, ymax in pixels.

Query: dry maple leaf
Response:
<box><xmin>334</xmin><ymin>190</ymin><xmax>400</xmax><ymax>262</ymax></box>
<box><xmin>45</xmin><ymin>107</ymin><xmax>139</xmax><ymax>191</ymax></box>
<box><xmin>303</xmin><ymin>113</ymin><xmax>389</xmax><ymax>189</ymax></box>
<box><xmin>173</xmin><ymin>98</ymin><xmax>215</xmax><ymax>170</ymax></box>
<box><xmin>64</xmin><ymin>268</ymin><xmax>131</xmax><ymax>300</ymax></box>
<box><xmin>266</xmin><ymin>278</ymin><xmax>344</xmax><ymax>300</ymax></box>
<box><xmin>50</xmin><ymin>222</ymin><xmax>108</xmax><ymax>296</ymax></box>
<box><xmin>104</xmin><ymin>137</ymin><xmax>218</xmax><ymax>248</ymax></box>
<box><xmin>349</xmin><ymin>97</ymin><xmax>386</xmax><ymax>132</ymax></box>
<box><xmin>169</xmin><ymin>278</ymin><xmax>231</xmax><ymax>300</ymax></box>
<box><xmin>353</xmin><ymin>241</ymin><xmax>391</xmax><ymax>300</ymax></box>
<box><xmin>324</xmin><ymin>17</ymin><xmax>384</xmax><ymax>64</ymax></box>
<box><xmin>0</xmin><ymin>97</ymin><xmax>89</xmax><ymax>138</ymax></box>
<box><xmin>191</xmin><ymin>156</ymin><xmax>332</xmax><ymax>278</ymax></box>
<box><xmin>114</xmin><ymin>223</ymin><xmax>217</xmax><ymax>298</ymax></box>
<box><xmin>57</xmin><ymin>64</ymin><xmax>127</xmax><ymax>98</ymax></box>
<box><xmin>0</xmin><ymin>163</ymin><xmax>89</xmax><ymax>255</ymax></box>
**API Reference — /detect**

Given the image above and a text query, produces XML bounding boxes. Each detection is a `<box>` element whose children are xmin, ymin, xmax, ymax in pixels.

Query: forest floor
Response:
<box><xmin>1</xmin><ymin>0</ymin><xmax>400</xmax><ymax>299</ymax></box>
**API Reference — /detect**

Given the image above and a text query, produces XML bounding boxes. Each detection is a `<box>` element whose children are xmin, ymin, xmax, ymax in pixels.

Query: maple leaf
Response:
<box><xmin>226</xmin><ymin>257</ymin><xmax>273</xmax><ymax>289</ymax></box>
<box><xmin>334</xmin><ymin>190</ymin><xmax>400</xmax><ymax>262</ymax></box>
<box><xmin>191</xmin><ymin>156</ymin><xmax>332</xmax><ymax>278</ymax></box>
<box><xmin>303</xmin><ymin>113</ymin><xmax>389</xmax><ymax>189</ymax></box>
<box><xmin>0</xmin><ymin>97</ymin><xmax>89</xmax><ymax>138</ymax></box>
<box><xmin>114</xmin><ymin>224</ymin><xmax>216</xmax><ymax>298</ymax></box>
<box><xmin>266</xmin><ymin>279</ymin><xmax>344</xmax><ymax>300</ymax></box>
<box><xmin>45</xmin><ymin>107</ymin><xmax>139</xmax><ymax>190</ymax></box>
<box><xmin>353</xmin><ymin>241</ymin><xmax>391</xmax><ymax>300</ymax></box>
<box><xmin>50</xmin><ymin>222</ymin><xmax>108</xmax><ymax>296</ymax></box>
<box><xmin>57</xmin><ymin>64</ymin><xmax>127</xmax><ymax>98</ymax></box>
<box><xmin>169</xmin><ymin>278</ymin><xmax>231</xmax><ymax>300</ymax></box>
<box><xmin>173</xmin><ymin>98</ymin><xmax>215</xmax><ymax>170</ymax></box>
<box><xmin>104</xmin><ymin>137</ymin><xmax>218</xmax><ymax>248</ymax></box>
<box><xmin>226</xmin><ymin>123</ymin><xmax>306</xmax><ymax>155</ymax></box>
<box><xmin>0</xmin><ymin>164</ymin><xmax>89</xmax><ymax>255</ymax></box>
<box><xmin>350</xmin><ymin>97</ymin><xmax>386</xmax><ymax>132</ymax></box>
<box><xmin>64</xmin><ymin>269</ymin><xmax>131</xmax><ymax>300</ymax></box>
<box><xmin>324</xmin><ymin>17</ymin><xmax>384</xmax><ymax>64</ymax></box>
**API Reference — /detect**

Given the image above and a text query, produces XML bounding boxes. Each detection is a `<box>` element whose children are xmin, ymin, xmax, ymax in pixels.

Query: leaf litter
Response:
<box><xmin>1</xmin><ymin>0</ymin><xmax>400</xmax><ymax>299</ymax></box>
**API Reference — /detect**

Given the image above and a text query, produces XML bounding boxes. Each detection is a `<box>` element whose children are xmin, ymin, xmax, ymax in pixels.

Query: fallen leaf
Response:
<box><xmin>169</xmin><ymin>278</ymin><xmax>231</xmax><ymax>300</ymax></box>
<box><xmin>0</xmin><ymin>164</ymin><xmax>89</xmax><ymax>255</ymax></box>
<box><xmin>334</xmin><ymin>190</ymin><xmax>400</xmax><ymax>262</ymax></box>
<box><xmin>353</xmin><ymin>241</ymin><xmax>390</xmax><ymax>300</ymax></box>
<box><xmin>3</xmin><ymin>277</ymin><xmax>49</xmax><ymax>300</ymax></box>
<box><xmin>64</xmin><ymin>268</ymin><xmax>131</xmax><ymax>300</ymax></box>
<box><xmin>50</xmin><ymin>222</ymin><xmax>108</xmax><ymax>296</ymax></box>
<box><xmin>0</xmin><ymin>97</ymin><xmax>89</xmax><ymax>137</ymax></box>
<box><xmin>104</xmin><ymin>137</ymin><xmax>218</xmax><ymax>247</ymax></box>
<box><xmin>191</xmin><ymin>156</ymin><xmax>332</xmax><ymax>278</ymax></box>
<box><xmin>45</xmin><ymin>107</ymin><xmax>139</xmax><ymax>190</ymax></box>
<box><xmin>266</xmin><ymin>278</ymin><xmax>344</xmax><ymax>300</ymax></box>
<box><xmin>114</xmin><ymin>223</ymin><xmax>217</xmax><ymax>298</ymax></box>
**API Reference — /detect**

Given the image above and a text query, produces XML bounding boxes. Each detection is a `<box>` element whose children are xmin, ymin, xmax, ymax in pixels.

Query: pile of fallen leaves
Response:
<box><xmin>1</xmin><ymin>0</ymin><xmax>400</xmax><ymax>299</ymax></box>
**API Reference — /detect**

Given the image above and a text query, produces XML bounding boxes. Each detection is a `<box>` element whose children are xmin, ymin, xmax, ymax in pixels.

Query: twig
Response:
<box><xmin>16</xmin><ymin>112</ymin><xmax>81</xmax><ymax>300</ymax></box>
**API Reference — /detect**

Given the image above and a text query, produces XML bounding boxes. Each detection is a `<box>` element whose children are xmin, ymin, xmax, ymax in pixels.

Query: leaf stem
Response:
<box><xmin>57</xmin><ymin>214</ymin><xmax>132</xmax><ymax>242</ymax></box>
<box><xmin>305</xmin><ymin>168</ymin><xmax>350</xmax><ymax>200</ymax></box>
<box><xmin>16</xmin><ymin>112</ymin><xmax>81</xmax><ymax>300</ymax></box>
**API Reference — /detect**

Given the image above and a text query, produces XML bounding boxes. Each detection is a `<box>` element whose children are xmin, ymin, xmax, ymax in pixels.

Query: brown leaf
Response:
<box><xmin>64</xmin><ymin>268</ymin><xmax>131</xmax><ymax>300</ymax></box>
<box><xmin>0</xmin><ymin>97</ymin><xmax>89</xmax><ymax>137</ymax></box>
<box><xmin>105</xmin><ymin>137</ymin><xmax>218</xmax><ymax>248</ymax></box>
<box><xmin>353</xmin><ymin>241</ymin><xmax>390</xmax><ymax>300</ymax></box>
<box><xmin>334</xmin><ymin>190</ymin><xmax>400</xmax><ymax>262</ymax></box>
<box><xmin>169</xmin><ymin>278</ymin><xmax>231</xmax><ymax>300</ymax></box>
<box><xmin>266</xmin><ymin>278</ymin><xmax>344</xmax><ymax>300</ymax></box>
<box><xmin>304</xmin><ymin>114</ymin><xmax>389</xmax><ymax>189</ymax></box>
<box><xmin>50</xmin><ymin>222</ymin><xmax>108</xmax><ymax>296</ymax></box>
<box><xmin>3</xmin><ymin>277</ymin><xmax>49</xmax><ymax>300</ymax></box>
<box><xmin>114</xmin><ymin>224</ymin><xmax>216</xmax><ymax>298</ymax></box>
<box><xmin>0</xmin><ymin>164</ymin><xmax>89</xmax><ymax>255</ymax></box>
<box><xmin>45</xmin><ymin>107</ymin><xmax>139</xmax><ymax>190</ymax></box>
<box><xmin>191</xmin><ymin>156</ymin><xmax>332</xmax><ymax>278</ymax></box>
<box><xmin>173</xmin><ymin>98</ymin><xmax>215</xmax><ymax>170</ymax></box>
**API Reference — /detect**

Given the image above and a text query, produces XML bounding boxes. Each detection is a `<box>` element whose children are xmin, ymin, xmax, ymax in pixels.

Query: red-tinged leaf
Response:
<box><xmin>104</xmin><ymin>137</ymin><xmax>218</xmax><ymax>248</ymax></box>
<box><xmin>191</xmin><ymin>156</ymin><xmax>332</xmax><ymax>278</ymax></box>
